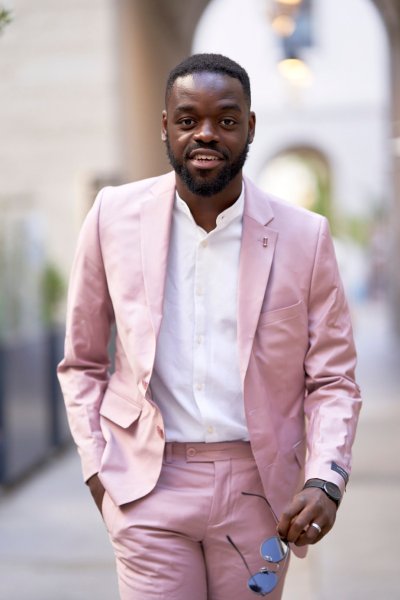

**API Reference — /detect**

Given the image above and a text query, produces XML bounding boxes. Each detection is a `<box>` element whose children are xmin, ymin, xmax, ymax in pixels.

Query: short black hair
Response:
<box><xmin>165</xmin><ymin>53</ymin><xmax>251</xmax><ymax>108</ymax></box>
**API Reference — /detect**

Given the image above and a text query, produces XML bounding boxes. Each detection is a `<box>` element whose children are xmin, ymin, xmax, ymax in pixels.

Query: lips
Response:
<box><xmin>191</xmin><ymin>154</ymin><xmax>220</xmax><ymax>162</ymax></box>
<box><xmin>187</xmin><ymin>148</ymin><xmax>225</xmax><ymax>169</ymax></box>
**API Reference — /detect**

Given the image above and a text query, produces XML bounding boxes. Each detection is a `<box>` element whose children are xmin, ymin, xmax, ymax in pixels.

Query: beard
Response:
<box><xmin>165</xmin><ymin>136</ymin><xmax>250</xmax><ymax>197</ymax></box>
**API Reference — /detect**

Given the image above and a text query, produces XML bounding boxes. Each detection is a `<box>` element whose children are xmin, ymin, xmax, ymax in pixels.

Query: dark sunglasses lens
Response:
<box><xmin>260</xmin><ymin>537</ymin><xmax>288</xmax><ymax>563</ymax></box>
<box><xmin>248</xmin><ymin>571</ymin><xmax>278</xmax><ymax>595</ymax></box>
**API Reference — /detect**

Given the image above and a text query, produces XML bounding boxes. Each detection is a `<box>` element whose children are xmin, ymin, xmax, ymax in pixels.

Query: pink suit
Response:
<box><xmin>58</xmin><ymin>172</ymin><xmax>361</xmax><ymax>580</ymax></box>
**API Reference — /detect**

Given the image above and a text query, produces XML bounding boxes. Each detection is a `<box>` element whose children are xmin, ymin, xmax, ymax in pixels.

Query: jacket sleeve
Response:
<box><xmin>303</xmin><ymin>217</ymin><xmax>362</xmax><ymax>494</ymax></box>
<box><xmin>57</xmin><ymin>188</ymin><xmax>114</xmax><ymax>482</ymax></box>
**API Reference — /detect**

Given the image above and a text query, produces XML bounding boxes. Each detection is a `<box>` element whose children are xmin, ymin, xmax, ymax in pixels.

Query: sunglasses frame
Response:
<box><xmin>227</xmin><ymin>491</ymin><xmax>290</xmax><ymax>596</ymax></box>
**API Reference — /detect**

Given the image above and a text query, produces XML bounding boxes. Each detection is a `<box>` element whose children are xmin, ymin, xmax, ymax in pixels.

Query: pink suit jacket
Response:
<box><xmin>58</xmin><ymin>171</ymin><xmax>361</xmax><ymax>531</ymax></box>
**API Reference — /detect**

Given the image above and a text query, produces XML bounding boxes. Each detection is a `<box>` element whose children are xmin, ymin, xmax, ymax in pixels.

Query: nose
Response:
<box><xmin>193</xmin><ymin>119</ymin><xmax>219</xmax><ymax>143</ymax></box>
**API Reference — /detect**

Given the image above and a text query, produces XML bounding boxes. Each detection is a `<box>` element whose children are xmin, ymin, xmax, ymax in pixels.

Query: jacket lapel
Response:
<box><xmin>140</xmin><ymin>172</ymin><xmax>175</xmax><ymax>339</ymax></box>
<box><xmin>238</xmin><ymin>177</ymin><xmax>278</xmax><ymax>383</ymax></box>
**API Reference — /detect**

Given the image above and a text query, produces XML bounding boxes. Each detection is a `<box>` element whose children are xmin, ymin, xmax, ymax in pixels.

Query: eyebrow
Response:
<box><xmin>173</xmin><ymin>102</ymin><xmax>243</xmax><ymax>116</ymax></box>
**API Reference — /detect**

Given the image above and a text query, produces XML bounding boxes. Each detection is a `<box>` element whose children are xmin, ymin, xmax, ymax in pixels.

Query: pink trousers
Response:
<box><xmin>102</xmin><ymin>441</ymin><xmax>289</xmax><ymax>599</ymax></box>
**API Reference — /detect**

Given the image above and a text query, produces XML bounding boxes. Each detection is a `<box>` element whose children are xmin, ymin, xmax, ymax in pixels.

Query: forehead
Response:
<box><xmin>168</xmin><ymin>72</ymin><xmax>247</xmax><ymax>110</ymax></box>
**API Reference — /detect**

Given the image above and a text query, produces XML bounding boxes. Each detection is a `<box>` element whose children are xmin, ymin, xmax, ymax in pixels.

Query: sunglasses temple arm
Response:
<box><xmin>226</xmin><ymin>535</ymin><xmax>261</xmax><ymax>593</ymax></box>
<box><xmin>241</xmin><ymin>491</ymin><xmax>279</xmax><ymax>524</ymax></box>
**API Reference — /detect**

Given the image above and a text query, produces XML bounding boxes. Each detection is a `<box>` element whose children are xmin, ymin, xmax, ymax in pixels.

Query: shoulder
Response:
<box><xmin>244</xmin><ymin>176</ymin><xmax>327</xmax><ymax>236</ymax></box>
<box><xmin>270</xmin><ymin>195</ymin><xmax>326</xmax><ymax>231</ymax></box>
<box><xmin>97</xmin><ymin>171</ymin><xmax>175</xmax><ymax>209</ymax></box>
<box><xmin>89</xmin><ymin>171</ymin><xmax>175</xmax><ymax>229</ymax></box>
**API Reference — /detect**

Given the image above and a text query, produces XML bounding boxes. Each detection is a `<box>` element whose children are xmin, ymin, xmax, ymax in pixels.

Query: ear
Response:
<box><xmin>161</xmin><ymin>110</ymin><xmax>167</xmax><ymax>142</ymax></box>
<box><xmin>248</xmin><ymin>111</ymin><xmax>256</xmax><ymax>144</ymax></box>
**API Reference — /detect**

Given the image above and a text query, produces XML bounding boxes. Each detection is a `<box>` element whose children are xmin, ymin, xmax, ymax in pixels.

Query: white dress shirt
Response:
<box><xmin>150</xmin><ymin>187</ymin><xmax>249</xmax><ymax>442</ymax></box>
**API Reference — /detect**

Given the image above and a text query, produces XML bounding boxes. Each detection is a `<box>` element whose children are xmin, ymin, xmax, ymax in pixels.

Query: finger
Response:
<box><xmin>293</xmin><ymin>530</ymin><xmax>309</xmax><ymax>546</ymax></box>
<box><xmin>303</xmin><ymin>522</ymin><xmax>323</xmax><ymax>544</ymax></box>
<box><xmin>276</xmin><ymin>495</ymin><xmax>308</xmax><ymax>538</ymax></box>
<box><xmin>294</xmin><ymin>526</ymin><xmax>320</xmax><ymax>547</ymax></box>
<box><xmin>285</xmin><ymin>508</ymin><xmax>317</xmax><ymax>544</ymax></box>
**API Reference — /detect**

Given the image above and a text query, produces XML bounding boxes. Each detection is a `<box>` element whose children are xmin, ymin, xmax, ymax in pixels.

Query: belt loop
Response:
<box><xmin>165</xmin><ymin>443</ymin><xmax>173</xmax><ymax>463</ymax></box>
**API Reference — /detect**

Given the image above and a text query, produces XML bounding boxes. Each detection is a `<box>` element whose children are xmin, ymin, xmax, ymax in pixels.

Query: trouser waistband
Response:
<box><xmin>164</xmin><ymin>441</ymin><xmax>254</xmax><ymax>462</ymax></box>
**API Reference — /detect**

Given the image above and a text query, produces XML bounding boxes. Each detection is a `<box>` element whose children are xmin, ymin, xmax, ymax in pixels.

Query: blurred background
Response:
<box><xmin>0</xmin><ymin>1</ymin><xmax>399</xmax><ymax>599</ymax></box>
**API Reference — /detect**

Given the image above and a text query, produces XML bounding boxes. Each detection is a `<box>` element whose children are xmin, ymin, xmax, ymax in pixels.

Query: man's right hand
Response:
<box><xmin>87</xmin><ymin>473</ymin><xmax>106</xmax><ymax>515</ymax></box>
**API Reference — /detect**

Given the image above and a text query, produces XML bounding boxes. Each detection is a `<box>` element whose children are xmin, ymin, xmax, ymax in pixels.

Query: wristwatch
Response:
<box><xmin>303</xmin><ymin>478</ymin><xmax>342</xmax><ymax>507</ymax></box>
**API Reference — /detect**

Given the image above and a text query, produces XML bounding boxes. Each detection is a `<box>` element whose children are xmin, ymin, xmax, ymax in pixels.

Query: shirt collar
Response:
<box><xmin>175</xmin><ymin>184</ymin><xmax>245</xmax><ymax>230</ymax></box>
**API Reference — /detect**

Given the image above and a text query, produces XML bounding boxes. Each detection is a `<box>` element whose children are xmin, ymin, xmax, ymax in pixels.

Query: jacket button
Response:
<box><xmin>187</xmin><ymin>448</ymin><xmax>196</xmax><ymax>457</ymax></box>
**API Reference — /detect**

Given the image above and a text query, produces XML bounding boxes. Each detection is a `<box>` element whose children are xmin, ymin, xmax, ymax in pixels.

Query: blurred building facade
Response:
<box><xmin>0</xmin><ymin>0</ymin><xmax>399</xmax><ymax>481</ymax></box>
<box><xmin>0</xmin><ymin>0</ymin><xmax>121</xmax><ymax>482</ymax></box>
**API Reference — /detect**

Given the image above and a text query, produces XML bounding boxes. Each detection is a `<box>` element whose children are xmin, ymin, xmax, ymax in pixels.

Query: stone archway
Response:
<box><xmin>257</xmin><ymin>146</ymin><xmax>332</xmax><ymax>218</ymax></box>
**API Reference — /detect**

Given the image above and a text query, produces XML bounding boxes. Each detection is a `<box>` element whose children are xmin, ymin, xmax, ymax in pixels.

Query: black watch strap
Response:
<box><xmin>303</xmin><ymin>478</ymin><xmax>342</xmax><ymax>507</ymax></box>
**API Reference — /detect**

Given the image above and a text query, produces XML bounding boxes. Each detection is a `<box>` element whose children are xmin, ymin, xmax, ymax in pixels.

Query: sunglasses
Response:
<box><xmin>226</xmin><ymin>492</ymin><xmax>290</xmax><ymax>596</ymax></box>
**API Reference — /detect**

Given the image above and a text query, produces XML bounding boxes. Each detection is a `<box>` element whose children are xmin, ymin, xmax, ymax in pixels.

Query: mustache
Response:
<box><xmin>183</xmin><ymin>142</ymin><xmax>229</xmax><ymax>161</ymax></box>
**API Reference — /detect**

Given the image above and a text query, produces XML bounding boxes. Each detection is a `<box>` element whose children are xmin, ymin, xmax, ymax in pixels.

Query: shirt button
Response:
<box><xmin>187</xmin><ymin>448</ymin><xmax>196</xmax><ymax>457</ymax></box>
<box><xmin>196</xmin><ymin>335</ymin><xmax>203</xmax><ymax>344</ymax></box>
<box><xmin>196</xmin><ymin>287</ymin><xmax>203</xmax><ymax>296</ymax></box>
<box><xmin>196</xmin><ymin>383</ymin><xmax>204</xmax><ymax>391</ymax></box>
<box><xmin>142</xmin><ymin>380</ymin><xmax>149</xmax><ymax>389</ymax></box>
<box><xmin>201</xmin><ymin>240</ymin><xmax>208</xmax><ymax>248</ymax></box>
<box><xmin>207</xmin><ymin>425</ymin><xmax>214</xmax><ymax>434</ymax></box>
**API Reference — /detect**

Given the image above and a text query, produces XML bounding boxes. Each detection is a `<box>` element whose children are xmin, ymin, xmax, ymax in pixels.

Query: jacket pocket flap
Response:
<box><xmin>258</xmin><ymin>300</ymin><xmax>304</xmax><ymax>327</ymax></box>
<box><xmin>100</xmin><ymin>388</ymin><xmax>142</xmax><ymax>429</ymax></box>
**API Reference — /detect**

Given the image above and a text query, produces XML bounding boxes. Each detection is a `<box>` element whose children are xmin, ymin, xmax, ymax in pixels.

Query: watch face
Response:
<box><xmin>325</xmin><ymin>482</ymin><xmax>341</xmax><ymax>500</ymax></box>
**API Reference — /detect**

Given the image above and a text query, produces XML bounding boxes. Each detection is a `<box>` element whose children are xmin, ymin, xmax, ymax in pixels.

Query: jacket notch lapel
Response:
<box><xmin>140</xmin><ymin>173</ymin><xmax>175</xmax><ymax>338</ymax></box>
<box><xmin>238</xmin><ymin>181</ymin><xmax>278</xmax><ymax>383</ymax></box>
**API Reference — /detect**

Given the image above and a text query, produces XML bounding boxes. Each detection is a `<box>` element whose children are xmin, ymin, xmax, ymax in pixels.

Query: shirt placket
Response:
<box><xmin>193</xmin><ymin>230</ymin><xmax>215</xmax><ymax>441</ymax></box>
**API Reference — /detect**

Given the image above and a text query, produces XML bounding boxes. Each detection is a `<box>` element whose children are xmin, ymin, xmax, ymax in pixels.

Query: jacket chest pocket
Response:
<box><xmin>252</xmin><ymin>300</ymin><xmax>308</xmax><ymax>380</ymax></box>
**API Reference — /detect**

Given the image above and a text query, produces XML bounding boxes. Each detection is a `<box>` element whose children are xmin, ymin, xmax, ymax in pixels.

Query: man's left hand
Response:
<box><xmin>276</xmin><ymin>488</ymin><xmax>337</xmax><ymax>546</ymax></box>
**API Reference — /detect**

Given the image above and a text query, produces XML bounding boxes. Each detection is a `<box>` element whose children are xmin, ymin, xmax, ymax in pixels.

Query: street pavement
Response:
<box><xmin>0</xmin><ymin>298</ymin><xmax>399</xmax><ymax>600</ymax></box>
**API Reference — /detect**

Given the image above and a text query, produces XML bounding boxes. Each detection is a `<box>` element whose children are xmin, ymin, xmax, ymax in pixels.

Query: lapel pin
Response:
<box><xmin>262</xmin><ymin>237</ymin><xmax>268</xmax><ymax>247</ymax></box>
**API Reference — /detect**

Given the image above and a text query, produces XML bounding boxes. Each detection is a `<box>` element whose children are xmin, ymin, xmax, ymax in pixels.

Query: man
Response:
<box><xmin>58</xmin><ymin>54</ymin><xmax>361</xmax><ymax>599</ymax></box>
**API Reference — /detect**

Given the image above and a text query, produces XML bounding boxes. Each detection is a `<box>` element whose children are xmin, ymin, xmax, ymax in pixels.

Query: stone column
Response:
<box><xmin>115</xmin><ymin>0</ymin><xmax>210</xmax><ymax>182</ymax></box>
<box><xmin>372</xmin><ymin>0</ymin><xmax>400</xmax><ymax>333</ymax></box>
<box><xmin>390</xmin><ymin>34</ymin><xmax>400</xmax><ymax>333</ymax></box>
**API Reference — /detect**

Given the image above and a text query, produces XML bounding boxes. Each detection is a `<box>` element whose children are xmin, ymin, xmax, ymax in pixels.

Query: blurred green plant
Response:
<box><xmin>310</xmin><ymin>167</ymin><xmax>332</xmax><ymax>222</ymax></box>
<box><xmin>339</xmin><ymin>216</ymin><xmax>370</xmax><ymax>247</ymax></box>
<box><xmin>335</xmin><ymin>202</ymin><xmax>388</xmax><ymax>248</ymax></box>
<box><xmin>41</xmin><ymin>263</ymin><xmax>66</xmax><ymax>326</ymax></box>
<box><xmin>0</xmin><ymin>7</ymin><xmax>12</xmax><ymax>34</ymax></box>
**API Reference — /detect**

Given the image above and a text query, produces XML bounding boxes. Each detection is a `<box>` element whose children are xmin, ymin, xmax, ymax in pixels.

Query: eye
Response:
<box><xmin>179</xmin><ymin>118</ymin><xmax>195</xmax><ymax>128</ymax></box>
<box><xmin>220</xmin><ymin>118</ymin><xmax>236</xmax><ymax>127</ymax></box>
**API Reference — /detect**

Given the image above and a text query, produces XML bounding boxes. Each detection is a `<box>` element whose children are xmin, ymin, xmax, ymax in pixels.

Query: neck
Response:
<box><xmin>175</xmin><ymin>173</ymin><xmax>243</xmax><ymax>232</ymax></box>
